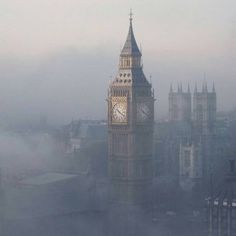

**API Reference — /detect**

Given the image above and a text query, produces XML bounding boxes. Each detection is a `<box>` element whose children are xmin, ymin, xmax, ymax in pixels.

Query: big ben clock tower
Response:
<box><xmin>108</xmin><ymin>13</ymin><xmax>155</xmax><ymax>210</ymax></box>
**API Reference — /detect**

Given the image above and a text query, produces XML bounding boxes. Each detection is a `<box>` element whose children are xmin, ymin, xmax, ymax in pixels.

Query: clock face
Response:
<box><xmin>137</xmin><ymin>103</ymin><xmax>151</xmax><ymax>122</ymax></box>
<box><xmin>111</xmin><ymin>97</ymin><xmax>127</xmax><ymax>124</ymax></box>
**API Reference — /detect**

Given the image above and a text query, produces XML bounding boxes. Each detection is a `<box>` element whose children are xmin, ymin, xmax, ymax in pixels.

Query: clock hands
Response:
<box><xmin>140</xmin><ymin>107</ymin><xmax>149</xmax><ymax>116</ymax></box>
<box><xmin>137</xmin><ymin>104</ymin><xmax>150</xmax><ymax>121</ymax></box>
<box><xmin>111</xmin><ymin>98</ymin><xmax>128</xmax><ymax>124</ymax></box>
<box><xmin>117</xmin><ymin>108</ymin><xmax>126</xmax><ymax>117</ymax></box>
<box><xmin>112</xmin><ymin>103</ymin><xmax>127</xmax><ymax>122</ymax></box>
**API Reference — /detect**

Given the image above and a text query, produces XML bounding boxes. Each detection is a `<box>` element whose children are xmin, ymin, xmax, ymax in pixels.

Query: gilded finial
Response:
<box><xmin>129</xmin><ymin>9</ymin><xmax>133</xmax><ymax>22</ymax></box>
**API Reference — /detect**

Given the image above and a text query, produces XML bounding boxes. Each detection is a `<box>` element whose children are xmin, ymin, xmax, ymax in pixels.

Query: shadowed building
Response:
<box><xmin>192</xmin><ymin>83</ymin><xmax>217</xmax><ymax>185</ymax></box>
<box><xmin>206</xmin><ymin>159</ymin><xmax>236</xmax><ymax>236</ymax></box>
<box><xmin>107</xmin><ymin>13</ymin><xmax>155</xmax><ymax>236</ymax></box>
<box><xmin>153</xmin><ymin>82</ymin><xmax>217</xmax><ymax>211</ymax></box>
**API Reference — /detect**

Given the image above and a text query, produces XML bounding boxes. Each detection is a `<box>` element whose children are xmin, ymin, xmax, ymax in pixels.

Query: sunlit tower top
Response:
<box><xmin>112</xmin><ymin>11</ymin><xmax>150</xmax><ymax>86</ymax></box>
<box><xmin>120</xmin><ymin>10</ymin><xmax>141</xmax><ymax>57</ymax></box>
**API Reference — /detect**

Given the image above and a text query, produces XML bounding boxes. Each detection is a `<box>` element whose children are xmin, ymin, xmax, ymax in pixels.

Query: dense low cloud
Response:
<box><xmin>0</xmin><ymin>131</ymin><xmax>56</xmax><ymax>180</ymax></box>
<box><xmin>0</xmin><ymin>44</ymin><xmax>235</xmax><ymax>126</ymax></box>
<box><xmin>0</xmin><ymin>49</ymin><xmax>115</xmax><ymax>125</ymax></box>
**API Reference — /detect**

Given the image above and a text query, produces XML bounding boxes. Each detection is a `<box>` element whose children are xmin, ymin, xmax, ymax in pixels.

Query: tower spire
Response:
<box><xmin>212</xmin><ymin>82</ymin><xmax>215</xmax><ymax>93</ymax></box>
<box><xmin>120</xmin><ymin>10</ymin><xmax>141</xmax><ymax>57</ymax></box>
<box><xmin>117</xmin><ymin>12</ymin><xmax>149</xmax><ymax>84</ymax></box>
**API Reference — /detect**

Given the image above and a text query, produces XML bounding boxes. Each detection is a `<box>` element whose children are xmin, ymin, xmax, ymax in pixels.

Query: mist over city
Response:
<box><xmin>0</xmin><ymin>0</ymin><xmax>236</xmax><ymax>236</ymax></box>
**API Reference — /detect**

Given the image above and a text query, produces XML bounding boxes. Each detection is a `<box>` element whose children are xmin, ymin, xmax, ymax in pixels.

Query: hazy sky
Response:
<box><xmin>0</xmin><ymin>0</ymin><xmax>235</xmax><ymax>124</ymax></box>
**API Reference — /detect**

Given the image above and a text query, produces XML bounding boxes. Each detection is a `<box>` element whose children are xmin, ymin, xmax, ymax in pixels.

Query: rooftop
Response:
<box><xmin>19</xmin><ymin>172</ymin><xmax>78</xmax><ymax>186</ymax></box>
<box><xmin>120</xmin><ymin>13</ymin><xmax>141</xmax><ymax>57</ymax></box>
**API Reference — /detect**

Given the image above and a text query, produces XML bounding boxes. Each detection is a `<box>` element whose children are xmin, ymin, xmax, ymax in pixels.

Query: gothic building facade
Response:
<box><xmin>192</xmin><ymin>83</ymin><xmax>216</xmax><ymax>136</ymax></box>
<box><xmin>169</xmin><ymin>84</ymin><xmax>191</xmax><ymax>123</ymax></box>
<box><xmin>156</xmin><ymin>83</ymin><xmax>217</xmax><ymax>194</ymax></box>
<box><xmin>169</xmin><ymin>82</ymin><xmax>216</xmax><ymax>134</ymax></box>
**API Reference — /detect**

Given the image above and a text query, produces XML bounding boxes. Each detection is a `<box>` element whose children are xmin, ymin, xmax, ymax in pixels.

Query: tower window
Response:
<box><xmin>184</xmin><ymin>150</ymin><xmax>191</xmax><ymax>168</ymax></box>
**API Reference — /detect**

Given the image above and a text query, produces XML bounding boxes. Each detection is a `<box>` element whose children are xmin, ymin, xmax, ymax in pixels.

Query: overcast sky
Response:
<box><xmin>0</xmin><ymin>0</ymin><xmax>235</xmax><ymax>124</ymax></box>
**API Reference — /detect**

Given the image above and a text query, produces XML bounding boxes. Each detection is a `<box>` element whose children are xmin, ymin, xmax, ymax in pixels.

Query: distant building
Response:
<box><xmin>169</xmin><ymin>84</ymin><xmax>191</xmax><ymax>123</ymax></box>
<box><xmin>168</xmin><ymin>82</ymin><xmax>216</xmax><ymax>133</ymax></box>
<box><xmin>179</xmin><ymin>141</ymin><xmax>202</xmax><ymax>191</ymax></box>
<box><xmin>155</xmin><ymin>82</ymin><xmax>217</xmax><ymax>196</ymax></box>
<box><xmin>192</xmin><ymin>83</ymin><xmax>216</xmax><ymax>136</ymax></box>
<box><xmin>64</xmin><ymin>120</ymin><xmax>107</xmax><ymax>154</ymax></box>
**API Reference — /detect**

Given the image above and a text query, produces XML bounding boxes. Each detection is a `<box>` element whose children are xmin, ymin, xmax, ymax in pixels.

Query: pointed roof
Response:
<box><xmin>202</xmin><ymin>82</ymin><xmax>208</xmax><ymax>93</ymax></box>
<box><xmin>212</xmin><ymin>82</ymin><xmax>216</xmax><ymax>93</ymax></box>
<box><xmin>120</xmin><ymin>12</ymin><xmax>142</xmax><ymax>57</ymax></box>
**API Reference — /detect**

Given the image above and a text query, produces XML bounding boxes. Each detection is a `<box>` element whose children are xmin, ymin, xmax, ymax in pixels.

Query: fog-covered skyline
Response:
<box><xmin>0</xmin><ymin>0</ymin><xmax>235</xmax><ymax>124</ymax></box>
